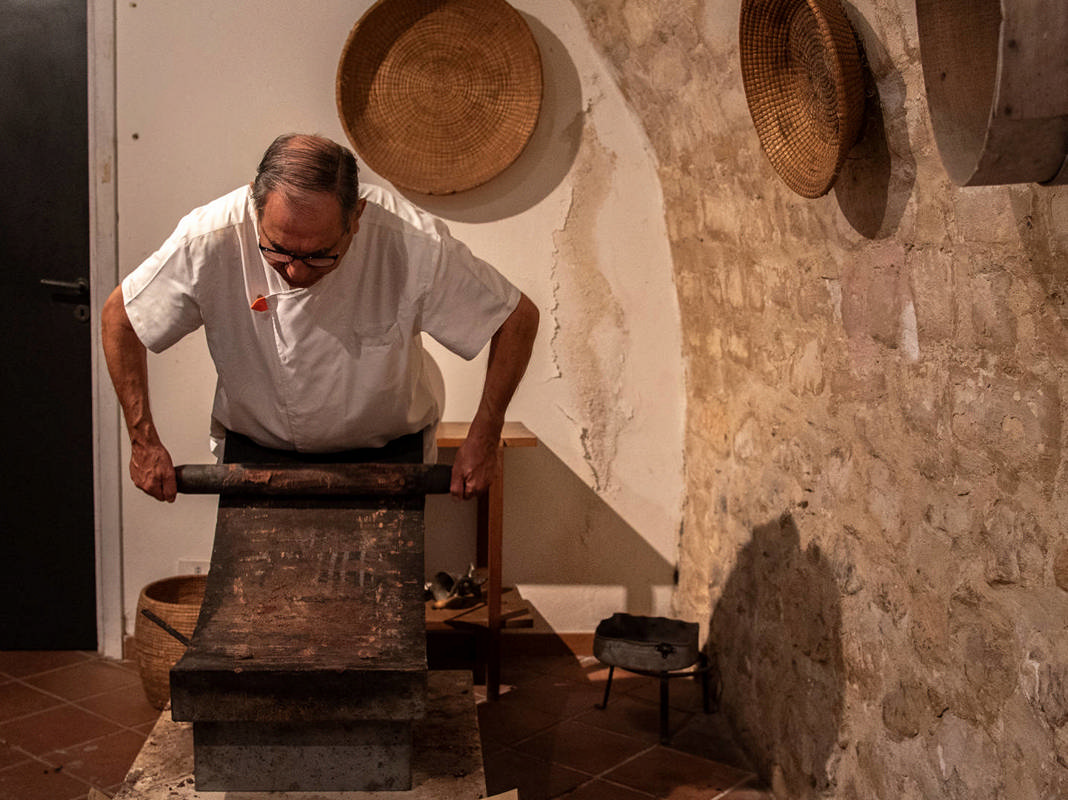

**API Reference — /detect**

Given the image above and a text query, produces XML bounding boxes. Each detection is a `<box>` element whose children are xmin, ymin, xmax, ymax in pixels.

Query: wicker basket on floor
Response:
<box><xmin>134</xmin><ymin>574</ymin><xmax>206</xmax><ymax>709</ymax></box>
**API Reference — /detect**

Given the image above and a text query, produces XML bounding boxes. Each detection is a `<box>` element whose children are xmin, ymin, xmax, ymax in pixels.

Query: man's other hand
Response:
<box><xmin>130</xmin><ymin>440</ymin><xmax>178</xmax><ymax>502</ymax></box>
<box><xmin>450</xmin><ymin>433</ymin><xmax>499</xmax><ymax>500</ymax></box>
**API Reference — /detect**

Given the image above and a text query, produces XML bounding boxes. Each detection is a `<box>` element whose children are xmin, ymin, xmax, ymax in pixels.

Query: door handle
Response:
<box><xmin>40</xmin><ymin>277</ymin><xmax>90</xmax><ymax>323</ymax></box>
<box><xmin>40</xmin><ymin>277</ymin><xmax>89</xmax><ymax>295</ymax></box>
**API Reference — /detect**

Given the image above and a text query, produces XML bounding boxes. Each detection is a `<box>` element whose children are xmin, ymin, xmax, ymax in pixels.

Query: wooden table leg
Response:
<box><xmin>477</xmin><ymin>446</ymin><xmax>504</xmax><ymax>701</ymax></box>
<box><xmin>439</xmin><ymin>422</ymin><xmax>537</xmax><ymax>702</ymax></box>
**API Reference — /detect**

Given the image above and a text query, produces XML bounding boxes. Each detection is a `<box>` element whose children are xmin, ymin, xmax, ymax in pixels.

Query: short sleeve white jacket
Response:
<box><xmin>122</xmin><ymin>184</ymin><xmax>520</xmax><ymax>453</ymax></box>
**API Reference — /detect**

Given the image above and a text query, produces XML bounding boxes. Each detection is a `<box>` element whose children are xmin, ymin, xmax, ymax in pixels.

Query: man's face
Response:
<box><xmin>257</xmin><ymin>190</ymin><xmax>366</xmax><ymax>289</ymax></box>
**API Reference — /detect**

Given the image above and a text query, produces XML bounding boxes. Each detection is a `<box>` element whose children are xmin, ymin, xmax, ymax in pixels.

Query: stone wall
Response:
<box><xmin>571</xmin><ymin>0</ymin><xmax>1068</xmax><ymax>797</ymax></box>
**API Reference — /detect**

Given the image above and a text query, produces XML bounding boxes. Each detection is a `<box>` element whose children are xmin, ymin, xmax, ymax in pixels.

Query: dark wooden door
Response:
<box><xmin>0</xmin><ymin>0</ymin><xmax>96</xmax><ymax>648</ymax></box>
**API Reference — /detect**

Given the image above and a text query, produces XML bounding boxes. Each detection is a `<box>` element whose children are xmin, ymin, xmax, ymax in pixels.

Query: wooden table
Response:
<box><xmin>434</xmin><ymin>421</ymin><xmax>537</xmax><ymax>700</ymax></box>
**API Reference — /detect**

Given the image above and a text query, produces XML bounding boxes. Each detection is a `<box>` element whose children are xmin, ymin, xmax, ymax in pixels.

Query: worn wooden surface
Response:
<box><xmin>171</xmin><ymin>494</ymin><xmax>427</xmax><ymax>723</ymax></box>
<box><xmin>434</xmin><ymin>421</ymin><xmax>538</xmax><ymax>449</ymax></box>
<box><xmin>113</xmin><ymin>671</ymin><xmax>487</xmax><ymax>800</ymax></box>
<box><xmin>424</xmin><ymin>586</ymin><xmax>533</xmax><ymax>631</ymax></box>
<box><xmin>175</xmin><ymin>463</ymin><xmax>452</xmax><ymax>497</ymax></box>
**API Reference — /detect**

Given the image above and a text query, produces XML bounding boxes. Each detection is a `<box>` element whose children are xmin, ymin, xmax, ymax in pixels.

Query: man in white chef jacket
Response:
<box><xmin>101</xmin><ymin>133</ymin><xmax>539</xmax><ymax>503</ymax></box>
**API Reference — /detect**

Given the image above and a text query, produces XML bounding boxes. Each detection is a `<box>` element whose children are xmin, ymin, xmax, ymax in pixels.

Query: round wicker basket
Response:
<box><xmin>740</xmin><ymin>0</ymin><xmax>865</xmax><ymax>198</ymax></box>
<box><xmin>336</xmin><ymin>0</ymin><xmax>542</xmax><ymax>195</ymax></box>
<box><xmin>134</xmin><ymin>574</ymin><xmax>206</xmax><ymax>710</ymax></box>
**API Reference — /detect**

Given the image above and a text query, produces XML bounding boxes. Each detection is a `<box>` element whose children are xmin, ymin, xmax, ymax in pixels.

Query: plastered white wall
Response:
<box><xmin>113</xmin><ymin>0</ymin><xmax>682</xmax><ymax>634</ymax></box>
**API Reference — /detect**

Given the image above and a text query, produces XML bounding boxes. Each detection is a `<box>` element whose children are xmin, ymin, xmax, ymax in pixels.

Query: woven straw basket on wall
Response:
<box><xmin>134</xmin><ymin>574</ymin><xmax>206</xmax><ymax>710</ymax></box>
<box><xmin>336</xmin><ymin>0</ymin><xmax>542</xmax><ymax>195</ymax></box>
<box><xmin>740</xmin><ymin>0</ymin><xmax>866</xmax><ymax>198</ymax></box>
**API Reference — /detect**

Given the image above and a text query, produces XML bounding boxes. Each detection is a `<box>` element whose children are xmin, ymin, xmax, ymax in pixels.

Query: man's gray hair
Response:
<box><xmin>252</xmin><ymin>133</ymin><xmax>361</xmax><ymax>225</ymax></box>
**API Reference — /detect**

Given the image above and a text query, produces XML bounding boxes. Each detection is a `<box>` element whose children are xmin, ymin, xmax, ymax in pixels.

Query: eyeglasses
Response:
<box><xmin>258</xmin><ymin>243</ymin><xmax>341</xmax><ymax>270</ymax></box>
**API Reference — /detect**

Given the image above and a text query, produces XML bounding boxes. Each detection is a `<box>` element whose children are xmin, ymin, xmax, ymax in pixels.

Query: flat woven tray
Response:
<box><xmin>740</xmin><ymin>0</ymin><xmax>865</xmax><ymax>198</ymax></box>
<box><xmin>336</xmin><ymin>0</ymin><xmax>542</xmax><ymax>195</ymax></box>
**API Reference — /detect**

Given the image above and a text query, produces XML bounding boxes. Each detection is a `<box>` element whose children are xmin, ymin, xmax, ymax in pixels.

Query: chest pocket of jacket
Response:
<box><xmin>355</xmin><ymin>321</ymin><xmax>403</xmax><ymax>352</ymax></box>
<box><xmin>350</xmin><ymin>321</ymin><xmax>408</xmax><ymax>399</ymax></box>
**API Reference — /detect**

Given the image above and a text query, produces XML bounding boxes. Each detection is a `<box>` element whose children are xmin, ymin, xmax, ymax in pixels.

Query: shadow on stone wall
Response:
<box><xmin>834</xmin><ymin>5</ymin><xmax>915</xmax><ymax>240</ymax></box>
<box><xmin>708</xmin><ymin>513</ymin><xmax>845</xmax><ymax>799</ymax></box>
<box><xmin>1009</xmin><ymin>185</ymin><xmax>1068</xmax><ymax>331</ymax></box>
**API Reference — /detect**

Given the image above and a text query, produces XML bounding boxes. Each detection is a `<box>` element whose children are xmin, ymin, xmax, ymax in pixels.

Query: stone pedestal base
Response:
<box><xmin>113</xmin><ymin>671</ymin><xmax>484</xmax><ymax>800</ymax></box>
<box><xmin>193</xmin><ymin>720</ymin><xmax>413</xmax><ymax>792</ymax></box>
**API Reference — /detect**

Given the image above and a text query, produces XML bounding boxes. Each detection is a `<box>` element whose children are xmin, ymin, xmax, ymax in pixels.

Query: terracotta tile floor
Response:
<box><xmin>478</xmin><ymin>634</ymin><xmax>772</xmax><ymax>800</ymax></box>
<box><xmin>0</xmin><ymin>650</ymin><xmax>156</xmax><ymax>800</ymax></box>
<box><xmin>0</xmin><ymin>636</ymin><xmax>772</xmax><ymax>799</ymax></box>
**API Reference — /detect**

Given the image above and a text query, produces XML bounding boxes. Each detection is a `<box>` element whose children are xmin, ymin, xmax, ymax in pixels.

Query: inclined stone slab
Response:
<box><xmin>171</xmin><ymin>496</ymin><xmax>428</xmax><ymax>724</ymax></box>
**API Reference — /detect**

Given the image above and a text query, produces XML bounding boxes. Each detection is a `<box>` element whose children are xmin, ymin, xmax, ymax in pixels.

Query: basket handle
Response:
<box><xmin>140</xmin><ymin>607</ymin><xmax>191</xmax><ymax>647</ymax></box>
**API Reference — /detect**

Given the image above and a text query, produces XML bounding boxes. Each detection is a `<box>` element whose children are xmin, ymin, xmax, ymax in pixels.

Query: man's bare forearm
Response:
<box><xmin>451</xmin><ymin>293</ymin><xmax>539</xmax><ymax>498</ymax></box>
<box><xmin>101</xmin><ymin>286</ymin><xmax>176</xmax><ymax>501</ymax></box>
<box><xmin>470</xmin><ymin>293</ymin><xmax>539</xmax><ymax>442</ymax></box>
<box><xmin>102</xmin><ymin>287</ymin><xmax>156</xmax><ymax>444</ymax></box>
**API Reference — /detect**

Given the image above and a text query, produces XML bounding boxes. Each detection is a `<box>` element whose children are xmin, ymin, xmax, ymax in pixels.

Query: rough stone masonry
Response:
<box><xmin>571</xmin><ymin>0</ymin><xmax>1068</xmax><ymax>797</ymax></box>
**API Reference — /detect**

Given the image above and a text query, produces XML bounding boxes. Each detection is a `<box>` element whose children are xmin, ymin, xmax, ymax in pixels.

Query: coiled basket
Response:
<box><xmin>134</xmin><ymin>574</ymin><xmax>206</xmax><ymax>710</ymax></box>
<box><xmin>740</xmin><ymin>0</ymin><xmax>865</xmax><ymax>198</ymax></box>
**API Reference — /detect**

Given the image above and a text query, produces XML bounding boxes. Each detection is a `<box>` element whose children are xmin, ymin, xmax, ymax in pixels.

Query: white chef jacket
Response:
<box><xmin>122</xmin><ymin>184</ymin><xmax>520</xmax><ymax>455</ymax></box>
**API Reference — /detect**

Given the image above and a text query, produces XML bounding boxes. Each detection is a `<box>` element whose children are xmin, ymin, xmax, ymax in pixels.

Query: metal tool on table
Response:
<box><xmin>425</xmin><ymin>565</ymin><xmax>484</xmax><ymax>610</ymax></box>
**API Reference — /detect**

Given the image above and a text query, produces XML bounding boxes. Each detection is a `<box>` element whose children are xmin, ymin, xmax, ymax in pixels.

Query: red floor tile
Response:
<box><xmin>561</xmin><ymin>778</ymin><xmax>656</xmax><ymax>799</ymax></box>
<box><xmin>77</xmin><ymin>685</ymin><xmax>160</xmax><ymax>728</ymax></box>
<box><xmin>720</xmin><ymin>781</ymin><xmax>776</xmax><ymax>799</ymax></box>
<box><xmin>0</xmin><ymin>705</ymin><xmax>123</xmax><ymax>756</ymax></box>
<box><xmin>132</xmin><ymin>719</ymin><xmax>158</xmax><ymax>736</ymax></box>
<box><xmin>477</xmin><ymin>696</ymin><xmax>562</xmax><ymax>746</ymax></box>
<box><xmin>0</xmin><ymin>757</ymin><xmax>89</xmax><ymax>800</ymax></box>
<box><xmin>109</xmin><ymin>658</ymin><xmax>141</xmax><ymax>675</ymax></box>
<box><xmin>25</xmin><ymin>660</ymin><xmax>140</xmax><ymax>702</ymax></box>
<box><xmin>603</xmin><ymin>746</ymin><xmax>752</xmax><ymax>799</ymax></box>
<box><xmin>506</xmin><ymin>673</ymin><xmax>606</xmax><ymax>718</ymax></box>
<box><xmin>553</xmin><ymin>633</ymin><xmax>596</xmax><ymax>657</ymax></box>
<box><xmin>508</xmin><ymin>650</ymin><xmax>592</xmax><ymax>682</ymax></box>
<box><xmin>626</xmin><ymin>673</ymin><xmax>710</xmax><ymax>712</ymax></box>
<box><xmin>0</xmin><ymin>740</ymin><xmax>32</xmax><ymax>770</ymax></box>
<box><xmin>0</xmin><ymin>651</ymin><xmax>92</xmax><ymax>679</ymax></box>
<box><xmin>666</xmin><ymin>708</ymin><xmax>757</xmax><ymax>771</ymax></box>
<box><xmin>574</xmin><ymin>694</ymin><xmax>675</xmax><ymax>745</ymax></box>
<box><xmin>584</xmin><ymin>664</ymin><xmax>659</xmax><ymax>695</ymax></box>
<box><xmin>484</xmin><ymin>747</ymin><xmax>590</xmax><ymax>800</ymax></box>
<box><xmin>521</xmin><ymin>719</ymin><xmax>651</xmax><ymax>776</ymax></box>
<box><xmin>0</xmin><ymin>680</ymin><xmax>63</xmax><ymax>721</ymax></box>
<box><xmin>498</xmin><ymin>659</ymin><xmax>547</xmax><ymax>687</ymax></box>
<box><xmin>44</xmin><ymin>729</ymin><xmax>147</xmax><ymax>789</ymax></box>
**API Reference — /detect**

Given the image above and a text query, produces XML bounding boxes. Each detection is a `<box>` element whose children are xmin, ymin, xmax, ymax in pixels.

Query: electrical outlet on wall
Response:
<box><xmin>177</xmin><ymin>559</ymin><xmax>210</xmax><ymax>576</ymax></box>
